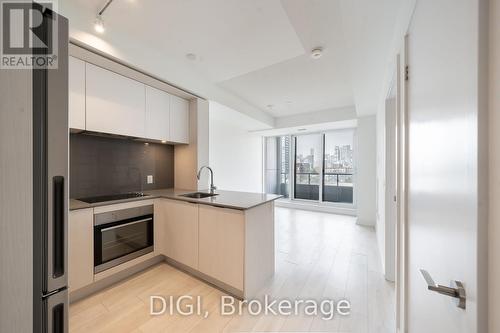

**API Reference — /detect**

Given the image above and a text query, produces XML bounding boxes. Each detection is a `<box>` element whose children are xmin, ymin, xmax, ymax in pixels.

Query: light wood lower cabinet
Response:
<box><xmin>68</xmin><ymin>200</ymin><xmax>274</xmax><ymax>300</ymax></box>
<box><xmin>154</xmin><ymin>199</ymin><xmax>167</xmax><ymax>256</ymax></box>
<box><xmin>68</xmin><ymin>208</ymin><xmax>94</xmax><ymax>292</ymax></box>
<box><xmin>198</xmin><ymin>205</ymin><xmax>245</xmax><ymax>290</ymax></box>
<box><xmin>161</xmin><ymin>199</ymin><xmax>199</xmax><ymax>269</ymax></box>
<box><xmin>156</xmin><ymin>200</ymin><xmax>274</xmax><ymax>295</ymax></box>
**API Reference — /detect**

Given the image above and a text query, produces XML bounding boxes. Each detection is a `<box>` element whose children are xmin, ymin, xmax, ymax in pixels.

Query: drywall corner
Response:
<box><xmin>174</xmin><ymin>98</ymin><xmax>209</xmax><ymax>190</ymax></box>
<box><xmin>356</xmin><ymin>115</ymin><xmax>377</xmax><ymax>227</ymax></box>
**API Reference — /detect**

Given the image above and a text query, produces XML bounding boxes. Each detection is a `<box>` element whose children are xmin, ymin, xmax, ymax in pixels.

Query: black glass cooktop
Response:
<box><xmin>77</xmin><ymin>192</ymin><xmax>149</xmax><ymax>204</ymax></box>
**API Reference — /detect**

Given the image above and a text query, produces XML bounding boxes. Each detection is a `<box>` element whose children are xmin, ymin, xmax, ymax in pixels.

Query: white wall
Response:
<box><xmin>174</xmin><ymin>99</ymin><xmax>209</xmax><ymax>190</ymax></box>
<box><xmin>356</xmin><ymin>116</ymin><xmax>377</xmax><ymax>226</ymax></box>
<box><xmin>209</xmin><ymin>101</ymin><xmax>266</xmax><ymax>193</ymax></box>
<box><xmin>376</xmin><ymin>98</ymin><xmax>397</xmax><ymax>281</ymax></box>
<box><xmin>490</xmin><ymin>0</ymin><xmax>500</xmax><ymax>331</ymax></box>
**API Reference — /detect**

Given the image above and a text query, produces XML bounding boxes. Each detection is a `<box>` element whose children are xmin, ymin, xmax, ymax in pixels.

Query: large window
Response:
<box><xmin>265</xmin><ymin>129</ymin><xmax>355</xmax><ymax>205</ymax></box>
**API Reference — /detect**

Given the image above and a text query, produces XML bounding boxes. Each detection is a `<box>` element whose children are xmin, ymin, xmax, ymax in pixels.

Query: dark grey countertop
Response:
<box><xmin>70</xmin><ymin>188</ymin><xmax>282</xmax><ymax>211</ymax></box>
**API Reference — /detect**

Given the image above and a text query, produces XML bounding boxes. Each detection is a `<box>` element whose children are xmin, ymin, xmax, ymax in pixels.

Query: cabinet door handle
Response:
<box><xmin>100</xmin><ymin>218</ymin><xmax>152</xmax><ymax>232</ymax></box>
<box><xmin>420</xmin><ymin>269</ymin><xmax>466</xmax><ymax>309</ymax></box>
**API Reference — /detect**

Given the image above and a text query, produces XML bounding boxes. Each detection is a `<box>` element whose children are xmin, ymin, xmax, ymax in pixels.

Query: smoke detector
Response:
<box><xmin>186</xmin><ymin>53</ymin><xmax>197</xmax><ymax>61</ymax></box>
<box><xmin>311</xmin><ymin>47</ymin><xmax>323</xmax><ymax>59</ymax></box>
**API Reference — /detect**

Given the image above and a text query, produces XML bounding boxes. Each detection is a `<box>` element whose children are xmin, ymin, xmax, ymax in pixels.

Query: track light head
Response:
<box><xmin>94</xmin><ymin>15</ymin><xmax>105</xmax><ymax>33</ymax></box>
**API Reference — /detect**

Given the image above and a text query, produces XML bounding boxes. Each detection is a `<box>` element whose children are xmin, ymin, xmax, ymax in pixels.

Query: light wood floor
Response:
<box><xmin>69</xmin><ymin>207</ymin><xmax>395</xmax><ymax>333</ymax></box>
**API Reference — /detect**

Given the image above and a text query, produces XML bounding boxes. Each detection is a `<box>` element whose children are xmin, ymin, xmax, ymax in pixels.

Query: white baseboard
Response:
<box><xmin>275</xmin><ymin>199</ymin><xmax>357</xmax><ymax>216</ymax></box>
<box><xmin>355</xmin><ymin>217</ymin><xmax>376</xmax><ymax>226</ymax></box>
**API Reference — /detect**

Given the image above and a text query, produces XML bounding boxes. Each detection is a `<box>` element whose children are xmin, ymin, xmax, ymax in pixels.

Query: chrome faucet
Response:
<box><xmin>197</xmin><ymin>166</ymin><xmax>217</xmax><ymax>194</ymax></box>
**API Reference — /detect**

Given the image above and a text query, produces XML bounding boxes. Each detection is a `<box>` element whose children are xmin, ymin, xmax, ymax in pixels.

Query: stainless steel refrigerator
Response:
<box><xmin>0</xmin><ymin>4</ymin><xmax>69</xmax><ymax>333</ymax></box>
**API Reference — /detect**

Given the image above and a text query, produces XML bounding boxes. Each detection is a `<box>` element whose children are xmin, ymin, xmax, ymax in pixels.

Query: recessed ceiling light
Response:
<box><xmin>186</xmin><ymin>53</ymin><xmax>197</xmax><ymax>61</ymax></box>
<box><xmin>161</xmin><ymin>140</ymin><xmax>167</xmax><ymax>144</ymax></box>
<box><xmin>311</xmin><ymin>47</ymin><xmax>323</xmax><ymax>59</ymax></box>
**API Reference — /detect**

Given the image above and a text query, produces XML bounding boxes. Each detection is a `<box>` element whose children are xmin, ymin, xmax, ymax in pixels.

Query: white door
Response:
<box><xmin>405</xmin><ymin>0</ymin><xmax>487</xmax><ymax>332</ymax></box>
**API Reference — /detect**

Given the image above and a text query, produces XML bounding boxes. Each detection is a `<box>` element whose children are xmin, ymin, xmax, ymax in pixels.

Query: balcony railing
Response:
<box><xmin>323</xmin><ymin>173</ymin><xmax>354</xmax><ymax>187</ymax></box>
<box><xmin>292</xmin><ymin>172</ymin><xmax>354</xmax><ymax>203</ymax></box>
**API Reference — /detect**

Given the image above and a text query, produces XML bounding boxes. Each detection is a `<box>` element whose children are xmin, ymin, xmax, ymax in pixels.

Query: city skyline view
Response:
<box><xmin>266</xmin><ymin>130</ymin><xmax>355</xmax><ymax>203</ymax></box>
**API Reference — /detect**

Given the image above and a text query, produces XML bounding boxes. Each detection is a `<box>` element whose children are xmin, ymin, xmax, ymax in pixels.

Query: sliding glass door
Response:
<box><xmin>322</xmin><ymin>130</ymin><xmax>355</xmax><ymax>203</ymax></box>
<box><xmin>265</xmin><ymin>129</ymin><xmax>355</xmax><ymax>205</ymax></box>
<box><xmin>293</xmin><ymin>134</ymin><xmax>322</xmax><ymax>200</ymax></box>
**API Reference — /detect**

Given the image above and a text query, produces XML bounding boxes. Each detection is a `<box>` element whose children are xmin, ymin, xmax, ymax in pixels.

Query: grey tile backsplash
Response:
<box><xmin>70</xmin><ymin>133</ymin><xmax>174</xmax><ymax>199</ymax></box>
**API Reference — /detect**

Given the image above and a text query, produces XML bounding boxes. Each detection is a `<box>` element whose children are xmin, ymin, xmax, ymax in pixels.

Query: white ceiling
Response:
<box><xmin>60</xmin><ymin>0</ymin><xmax>413</xmax><ymax>126</ymax></box>
<box><xmin>252</xmin><ymin>119</ymin><xmax>358</xmax><ymax>137</ymax></box>
<box><xmin>219</xmin><ymin>0</ymin><xmax>354</xmax><ymax>117</ymax></box>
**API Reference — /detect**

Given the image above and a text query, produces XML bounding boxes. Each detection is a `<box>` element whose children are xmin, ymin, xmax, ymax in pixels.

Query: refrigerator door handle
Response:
<box><xmin>46</xmin><ymin>289</ymin><xmax>68</xmax><ymax>333</ymax></box>
<box><xmin>46</xmin><ymin>173</ymin><xmax>68</xmax><ymax>292</ymax></box>
<box><xmin>53</xmin><ymin>176</ymin><xmax>65</xmax><ymax>278</ymax></box>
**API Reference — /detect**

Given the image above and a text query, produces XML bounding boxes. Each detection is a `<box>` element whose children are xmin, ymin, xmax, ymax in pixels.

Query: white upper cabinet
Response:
<box><xmin>70</xmin><ymin>57</ymin><xmax>190</xmax><ymax>142</ymax></box>
<box><xmin>170</xmin><ymin>95</ymin><xmax>190</xmax><ymax>144</ymax></box>
<box><xmin>85</xmin><ymin>63</ymin><xmax>146</xmax><ymax>138</ymax></box>
<box><xmin>68</xmin><ymin>56</ymin><xmax>86</xmax><ymax>130</ymax></box>
<box><xmin>145</xmin><ymin>86</ymin><xmax>170</xmax><ymax>142</ymax></box>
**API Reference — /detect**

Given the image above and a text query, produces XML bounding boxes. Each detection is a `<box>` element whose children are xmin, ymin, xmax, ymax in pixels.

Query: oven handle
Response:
<box><xmin>99</xmin><ymin>217</ymin><xmax>152</xmax><ymax>232</ymax></box>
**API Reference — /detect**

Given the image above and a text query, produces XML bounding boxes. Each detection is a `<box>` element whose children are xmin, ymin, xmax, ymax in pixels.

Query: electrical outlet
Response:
<box><xmin>147</xmin><ymin>175</ymin><xmax>154</xmax><ymax>184</ymax></box>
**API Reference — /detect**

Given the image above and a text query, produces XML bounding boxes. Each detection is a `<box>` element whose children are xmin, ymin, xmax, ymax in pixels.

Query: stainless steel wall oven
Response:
<box><xmin>94</xmin><ymin>205</ymin><xmax>154</xmax><ymax>273</ymax></box>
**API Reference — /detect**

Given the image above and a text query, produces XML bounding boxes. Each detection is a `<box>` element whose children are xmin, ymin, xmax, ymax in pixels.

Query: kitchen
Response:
<box><xmin>67</xmin><ymin>43</ymin><xmax>280</xmax><ymax>304</ymax></box>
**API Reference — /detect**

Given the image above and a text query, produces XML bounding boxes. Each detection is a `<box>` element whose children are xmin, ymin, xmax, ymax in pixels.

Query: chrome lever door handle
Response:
<box><xmin>419</xmin><ymin>269</ymin><xmax>466</xmax><ymax>309</ymax></box>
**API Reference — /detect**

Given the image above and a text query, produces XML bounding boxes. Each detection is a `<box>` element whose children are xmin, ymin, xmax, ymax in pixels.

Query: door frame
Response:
<box><xmin>291</xmin><ymin>133</ymin><xmax>324</xmax><ymax>202</ymax></box>
<box><xmin>395</xmin><ymin>35</ymin><xmax>409</xmax><ymax>333</ymax></box>
<box><xmin>384</xmin><ymin>87</ymin><xmax>397</xmax><ymax>283</ymax></box>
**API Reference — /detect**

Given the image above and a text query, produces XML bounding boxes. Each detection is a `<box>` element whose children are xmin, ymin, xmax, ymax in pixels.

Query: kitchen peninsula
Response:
<box><xmin>68</xmin><ymin>189</ymin><xmax>281</xmax><ymax>301</ymax></box>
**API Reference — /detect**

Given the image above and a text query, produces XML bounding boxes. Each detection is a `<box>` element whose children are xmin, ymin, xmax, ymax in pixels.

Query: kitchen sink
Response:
<box><xmin>180</xmin><ymin>192</ymin><xmax>219</xmax><ymax>199</ymax></box>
